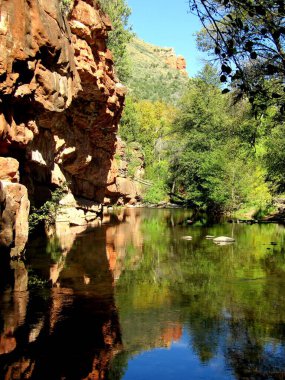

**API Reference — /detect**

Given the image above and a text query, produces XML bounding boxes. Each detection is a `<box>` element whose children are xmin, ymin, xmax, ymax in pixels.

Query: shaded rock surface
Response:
<box><xmin>105</xmin><ymin>138</ymin><xmax>144</xmax><ymax>205</ymax></box>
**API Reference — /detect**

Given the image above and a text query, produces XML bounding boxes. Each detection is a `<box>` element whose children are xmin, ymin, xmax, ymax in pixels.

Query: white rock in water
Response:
<box><xmin>213</xmin><ymin>236</ymin><xmax>235</xmax><ymax>243</ymax></box>
<box><xmin>214</xmin><ymin>241</ymin><xmax>234</xmax><ymax>246</ymax></box>
<box><xmin>206</xmin><ymin>235</ymin><xmax>215</xmax><ymax>239</ymax></box>
<box><xmin>181</xmin><ymin>236</ymin><xmax>193</xmax><ymax>240</ymax></box>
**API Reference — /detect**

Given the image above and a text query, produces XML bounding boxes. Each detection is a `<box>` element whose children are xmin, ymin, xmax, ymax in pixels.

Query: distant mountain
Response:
<box><xmin>126</xmin><ymin>38</ymin><xmax>189</xmax><ymax>104</ymax></box>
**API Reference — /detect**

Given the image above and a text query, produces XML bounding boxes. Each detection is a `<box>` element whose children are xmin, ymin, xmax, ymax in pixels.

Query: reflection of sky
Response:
<box><xmin>264</xmin><ymin>341</ymin><xmax>285</xmax><ymax>368</ymax></box>
<box><xmin>122</xmin><ymin>329</ymin><xmax>235</xmax><ymax>380</ymax></box>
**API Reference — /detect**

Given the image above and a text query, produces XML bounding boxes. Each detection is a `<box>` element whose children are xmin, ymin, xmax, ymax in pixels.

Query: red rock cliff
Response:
<box><xmin>0</xmin><ymin>0</ymin><xmax>132</xmax><ymax>256</ymax></box>
<box><xmin>165</xmin><ymin>53</ymin><xmax>187</xmax><ymax>75</ymax></box>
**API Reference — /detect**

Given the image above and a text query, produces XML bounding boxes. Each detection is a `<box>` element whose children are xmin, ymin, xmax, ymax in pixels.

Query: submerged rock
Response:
<box><xmin>213</xmin><ymin>236</ymin><xmax>235</xmax><ymax>243</ymax></box>
<box><xmin>181</xmin><ymin>236</ymin><xmax>193</xmax><ymax>240</ymax></box>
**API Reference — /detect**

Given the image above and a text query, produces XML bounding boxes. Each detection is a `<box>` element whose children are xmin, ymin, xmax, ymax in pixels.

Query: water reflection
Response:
<box><xmin>1</xmin><ymin>208</ymin><xmax>285</xmax><ymax>379</ymax></box>
<box><xmin>0</xmin><ymin>218</ymin><xmax>123</xmax><ymax>380</ymax></box>
<box><xmin>111</xmin><ymin>209</ymin><xmax>285</xmax><ymax>379</ymax></box>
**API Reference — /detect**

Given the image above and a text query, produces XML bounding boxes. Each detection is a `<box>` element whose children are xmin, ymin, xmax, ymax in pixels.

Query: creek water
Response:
<box><xmin>1</xmin><ymin>208</ymin><xmax>285</xmax><ymax>379</ymax></box>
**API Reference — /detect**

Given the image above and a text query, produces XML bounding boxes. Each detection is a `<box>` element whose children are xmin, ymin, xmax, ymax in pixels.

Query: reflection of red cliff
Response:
<box><xmin>0</xmin><ymin>333</ymin><xmax>16</xmax><ymax>355</ymax></box>
<box><xmin>83</xmin><ymin>320</ymin><xmax>122</xmax><ymax>380</ymax></box>
<box><xmin>161</xmin><ymin>324</ymin><xmax>183</xmax><ymax>347</ymax></box>
<box><xmin>4</xmin><ymin>358</ymin><xmax>35</xmax><ymax>380</ymax></box>
<box><xmin>106</xmin><ymin>209</ymin><xmax>143</xmax><ymax>280</ymax></box>
<box><xmin>106</xmin><ymin>244</ymin><xmax>117</xmax><ymax>273</ymax></box>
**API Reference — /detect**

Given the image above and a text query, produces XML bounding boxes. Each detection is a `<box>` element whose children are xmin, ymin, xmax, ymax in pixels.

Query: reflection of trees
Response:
<box><xmin>226</xmin><ymin>320</ymin><xmax>285</xmax><ymax>379</ymax></box>
<box><xmin>114</xmin><ymin>211</ymin><xmax>285</xmax><ymax>377</ymax></box>
<box><xmin>186</xmin><ymin>316</ymin><xmax>221</xmax><ymax>363</ymax></box>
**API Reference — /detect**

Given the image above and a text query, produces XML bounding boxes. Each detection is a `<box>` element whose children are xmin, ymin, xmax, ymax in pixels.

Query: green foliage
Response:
<box><xmin>125</xmin><ymin>143</ymin><xmax>143</xmax><ymax>178</ymax></box>
<box><xmin>120</xmin><ymin>56</ymin><xmax>285</xmax><ymax>213</ymax></box>
<box><xmin>59</xmin><ymin>0</ymin><xmax>74</xmax><ymax>15</ymax></box>
<box><xmin>28</xmin><ymin>270</ymin><xmax>48</xmax><ymax>288</ymax></box>
<box><xmin>120</xmin><ymin>98</ymin><xmax>177</xmax><ymax>166</ymax></box>
<box><xmin>264</xmin><ymin>124</ymin><xmax>285</xmax><ymax>193</ymax></box>
<box><xmin>170</xmin><ymin>65</ymin><xmax>272</xmax><ymax>213</ymax></box>
<box><xmin>98</xmin><ymin>0</ymin><xmax>133</xmax><ymax>82</ymax></box>
<box><xmin>191</xmin><ymin>0</ymin><xmax>285</xmax><ymax>111</ymax></box>
<box><xmin>29</xmin><ymin>186</ymin><xmax>66</xmax><ymax>232</ymax></box>
<box><xmin>116</xmin><ymin>37</ymin><xmax>188</xmax><ymax>204</ymax></box>
<box><xmin>143</xmin><ymin>162</ymin><xmax>169</xmax><ymax>203</ymax></box>
<box><xmin>120</xmin><ymin>97</ymin><xmax>177</xmax><ymax>203</ymax></box>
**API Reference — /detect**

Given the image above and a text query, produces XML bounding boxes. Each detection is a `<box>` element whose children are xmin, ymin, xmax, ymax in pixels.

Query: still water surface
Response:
<box><xmin>1</xmin><ymin>208</ymin><xmax>285</xmax><ymax>379</ymax></box>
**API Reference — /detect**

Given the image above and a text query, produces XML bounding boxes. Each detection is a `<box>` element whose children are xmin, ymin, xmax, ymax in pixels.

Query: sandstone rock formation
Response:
<box><xmin>105</xmin><ymin>138</ymin><xmax>144</xmax><ymax>205</ymax></box>
<box><xmin>165</xmin><ymin>52</ymin><xmax>187</xmax><ymax>75</ymax></box>
<box><xmin>0</xmin><ymin>0</ymin><xmax>139</xmax><ymax>256</ymax></box>
<box><xmin>0</xmin><ymin>158</ymin><xmax>30</xmax><ymax>257</ymax></box>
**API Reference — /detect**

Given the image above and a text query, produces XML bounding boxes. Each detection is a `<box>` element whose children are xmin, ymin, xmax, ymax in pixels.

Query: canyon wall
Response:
<box><xmin>0</xmin><ymin>0</ymin><xmax>141</xmax><ymax>257</ymax></box>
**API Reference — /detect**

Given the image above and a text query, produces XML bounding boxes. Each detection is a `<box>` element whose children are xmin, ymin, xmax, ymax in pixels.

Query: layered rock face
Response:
<box><xmin>0</xmin><ymin>0</ymin><xmax>136</xmax><ymax>255</ymax></box>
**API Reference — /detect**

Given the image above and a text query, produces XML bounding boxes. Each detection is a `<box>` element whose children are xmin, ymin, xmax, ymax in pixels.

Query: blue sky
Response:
<box><xmin>127</xmin><ymin>0</ymin><xmax>208</xmax><ymax>77</ymax></box>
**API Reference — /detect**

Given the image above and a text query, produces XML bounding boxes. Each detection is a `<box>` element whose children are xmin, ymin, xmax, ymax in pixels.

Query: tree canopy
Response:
<box><xmin>98</xmin><ymin>0</ymin><xmax>133</xmax><ymax>82</ymax></box>
<box><xmin>190</xmin><ymin>0</ymin><xmax>285</xmax><ymax>112</ymax></box>
<box><xmin>169</xmin><ymin>65</ymin><xmax>272</xmax><ymax>213</ymax></box>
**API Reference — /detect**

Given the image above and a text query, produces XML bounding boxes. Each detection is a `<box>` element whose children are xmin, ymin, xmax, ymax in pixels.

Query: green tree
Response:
<box><xmin>119</xmin><ymin>97</ymin><xmax>178</xmax><ymax>202</ymax></box>
<box><xmin>98</xmin><ymin>0</ymin><xmax>133</xmax><ymax>82</ymax></box>
<box><xmin>170</xmin><ymin>65</ymin><xmax>271</xmax><ymax>212</ymax></box>
<box><xmin>264</xmin><ymin>123</ymin><xmax>285</xmax><ymax>193</ymax></box>
<box><xmin>190</xmin><ymin>0</ymin><xmax>285</xmax><ymax>111</ymax></box>
<box><xmin>29</xmin><ymin>186</ymin><xmax>66</xmax><ymax>232</ymax></box>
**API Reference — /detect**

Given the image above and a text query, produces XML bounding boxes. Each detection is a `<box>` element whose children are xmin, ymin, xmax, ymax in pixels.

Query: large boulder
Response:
<box><xmin>0</xmin><ymin>181</ymin><xmax>30</xmax><ymax>257</ymax></box>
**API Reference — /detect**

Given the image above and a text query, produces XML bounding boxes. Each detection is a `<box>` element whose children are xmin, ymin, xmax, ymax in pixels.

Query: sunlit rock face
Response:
<box><xmin>164</xmin><ymin>51</ymin><xmax>187</xmax><ymax>75</ymax></box>
<box><xmin>0</xmin><ymin>0</ymin><xmax>135</xmax><ymax>255</ymax></box>
<box><xmin>0</xmin><ymin>158</ymin><xmax>30</xmax><ymax>257</ymax></box>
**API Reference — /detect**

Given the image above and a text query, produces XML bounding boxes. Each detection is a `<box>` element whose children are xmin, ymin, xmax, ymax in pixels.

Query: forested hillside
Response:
<box><xmin>126</xmin><ymin>38</ymin><xmax>188</xmax><ymax>103</ymax></box>
<box><xmin>108</xmin><ymin>0</ymin><xmax>285</xmax><ymax>218</ymax></box>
